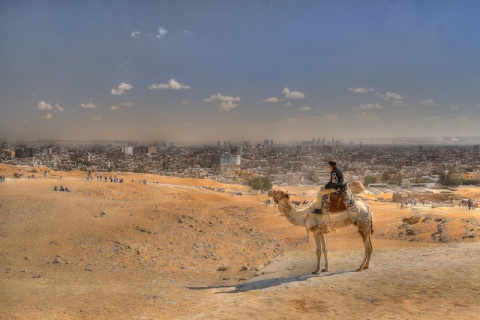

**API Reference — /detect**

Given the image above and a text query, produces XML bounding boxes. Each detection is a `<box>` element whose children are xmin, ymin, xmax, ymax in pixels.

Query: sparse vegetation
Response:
<box><xmin>247</xmin><ymin>176</ymin><xmax>272</xmax><ymax>191</ymax></box>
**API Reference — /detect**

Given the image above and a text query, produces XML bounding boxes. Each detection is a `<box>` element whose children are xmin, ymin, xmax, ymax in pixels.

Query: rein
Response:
<box><xmin>274</xmin><ymin>193</ymin><xmax>311</xmax><ymax>243</ymax></box>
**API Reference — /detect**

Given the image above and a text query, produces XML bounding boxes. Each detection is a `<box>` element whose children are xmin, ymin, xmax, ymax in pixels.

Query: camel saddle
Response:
<box><xmin>328</xmin><ymin>192</ymin><xmax>347</xmax><ymax>213</ymax></box>
<box><xmin>324</xmin><ymin>183</ymin><xmax>355</xmax><ymax>213</ymax></box>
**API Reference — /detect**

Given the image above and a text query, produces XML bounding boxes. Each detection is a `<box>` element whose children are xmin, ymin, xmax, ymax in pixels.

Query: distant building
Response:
<box><xmin>124</xmin><ymin>146</ymin><xmax>134</xmax><ymax>155</ymax></box>
<box><xmin>220</xmin><ymin>154</ymin><xmax>240</xmax><ymax>166</ymax></box>
<box><xmin>133</xmin><ymin>146</ymin><xmax>147</xmax><ymax>155</ymax></box>
<box><xmin>107</xmin><ymin>152</ymin><xmax>125</xmax><ymax>161</ymax></box>
<box><xmin>461</xmin><ymin>172</ymin><xmax>480</xmax><ymax>179</ymax></box>
<box><xmin>230</xmin><ymin>146</ymin><xmax>242</xmax><ymax>156</ymax></box>
<box><xmin>14</xmin><ymin>147</ymin><xmax>33</xmax><ymax>159</ymax></box>
<box><xmin>147</xmin><ymin>147</ymin><xmax>157</xmax><ymax>154</ymax></box>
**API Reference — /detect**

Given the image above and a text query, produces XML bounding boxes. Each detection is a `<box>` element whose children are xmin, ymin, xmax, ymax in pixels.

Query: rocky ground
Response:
<box><xmin>1</xmin><ymin>164</ymin><xmax>479</xmax><ymax>319</ymax></box>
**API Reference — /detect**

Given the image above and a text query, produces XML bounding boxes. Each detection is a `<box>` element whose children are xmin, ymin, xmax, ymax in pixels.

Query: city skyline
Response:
<box><xmin>1</xmin><ymin>1</ymin><xmax>480</xmax><ymax>142</ymax></box>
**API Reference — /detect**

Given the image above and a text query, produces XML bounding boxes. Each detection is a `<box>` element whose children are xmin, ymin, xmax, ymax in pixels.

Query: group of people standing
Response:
<box><xmin>467</xmin><ymin>198</ymin><xmax>477</xmax><ymax>210</ymax></box>
<box><xmin>53</xmin><ymin>185</ymin><xmax>70</xmax><ymax>192</ymax></box>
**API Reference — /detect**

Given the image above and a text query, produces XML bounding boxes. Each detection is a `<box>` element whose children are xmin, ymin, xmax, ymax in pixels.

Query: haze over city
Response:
<box><xmin>1</xmin><ymin>1</ymin><xmax>480</xmax><ymax>143</ymax></box>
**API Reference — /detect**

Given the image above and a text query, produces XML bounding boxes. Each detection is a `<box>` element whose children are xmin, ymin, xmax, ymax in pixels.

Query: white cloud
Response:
<box><xmin>110</xmin><ymin>106</ymin><xmax>119</xmax><ymax>110</ymax></box>
<box><xmin>451</xmin><ymin>105</ymin><xmax>460</xmax><ymax>110</ymax></box>
<box><xmin>282</xmin><ymin>87</ymin><xmax>305</xmax><ymax>99</ymax></box>
<box><xmin>37</xmin><ymin>101</ymin><xmax>52</xmax><ymax>110</ymax></box>
<box><xmin>420</xmin><ymin>98</ymin><xmax>435</xmax><ymax>106</ymax></box>
<box><xmin>80</xmin><ymin>103</ymin><xmax>97</xmax><ymax>109</ymax></box>
<box><xmin>111</xmin><ymin>83</ymin><xmax>133</xmax><ymax>95</ymax></box>
<box><xmin>353</xmin><ymin>103</ymin><xmax>384</xmax><ymax>111</ymax></box>
<box><xmin>381</xmin><ymin>91</ymin><xmax>403</xmax><ymax>100</ymax></box>
<box><xmin>204</xmin><ymin>93</ymin><xmax>240</xmax><ymax>103</ymax></box>
<box><xmin>349</xmin><ymin>87</ymin><xmax>375</xmax><ymax>93</ymax></box>
<box><xmin>156</xmin><ymin>26</ymin><xmax>168</xmax><ymax>39</ymax></box>
<box><xmin>148</xmin><ymin>79</ymin><xmax>190</xmax><ymax>90</ymax></box>
<box><xmin>282</xmin><ymin>102</ymin><xmax>292</xmax><ymax>107</ymax></box>
<box><xmin>37</xmin><ymin>101</ymin><xmax>63</xmax><ymax>111</ymax></box>
<box><xmin>298</xmin><ymin>106</ymin><xmax>311</xmax><ymax>112</ymax></box>
<box><xmin>263</xmin><ymin>97</ymin><xmax>279</xmax><ymax>103</ymax></box>
<box><xmin>218</xmin><ymin>101</ymin><xmax>237</xmax><ymax>111</ymax></box>
<box><xmin>204</xmin><ymin>93</ymin><xmax>240</xmax><ymax>111</ymax></box>
<box><xmin>41</xmin><ymin>113</ymin><xmax>53</xmax><ymax>119</ymax></box>
<box><xmin>323</xmin><ymin>113</ymin><xmax>341</xmax><ymax>122</ymax></box>
<box><xmin>184</xmin><ymin>30</ymin><xmax>192</xmax><ymax>35</ymax></box>
<box><xmin>354</xmin><ymin>111</ymin><xmax>380</xmax><ymax>122</ymax></box>
<box><xmin>92</xmin><ymin>116</ymin><xmax>102</xmax><ymax>121</ymax></box>
<box><xmin>392</xmin><ymin>100</ymin><xmax>406</xmax><ymax>107</ymax></box>
<box><xmin>121</xmin><ymin>102</ymin><xmax>133</xmax><ymax>106</ymax></box>
<box><xmin>131</xmin><ymin>31</ymin><xmax>141</xmax><ymax>37</ymax></box>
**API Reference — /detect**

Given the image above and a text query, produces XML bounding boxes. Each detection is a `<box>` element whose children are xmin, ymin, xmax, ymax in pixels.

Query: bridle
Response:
<box><xmin>272</xmin><ymin>190</ymin><xmax>289</xmax><ymax>205</ymax></box>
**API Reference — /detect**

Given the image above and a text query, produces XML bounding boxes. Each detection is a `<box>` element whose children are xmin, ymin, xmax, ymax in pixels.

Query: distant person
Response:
<box><xmin>54</xmin><ymin>186</ymin><xmax>58</xmax><ymax>191</ymax></box>
<box><xmin>312</xmin><ymin>160</ymin><xmax>344</xmax><ymax>214</ymax></box>
<box><xmin>65</xmin><ymin>187</ymin><xmax>70</xmax><ymax>192</ymax></box>
<box><xmin>60</xmin><ymin>186</ymin><xmax>65</xmax><ymax>192</ymax></box>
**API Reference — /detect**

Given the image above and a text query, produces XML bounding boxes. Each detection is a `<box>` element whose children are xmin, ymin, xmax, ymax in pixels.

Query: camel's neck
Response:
<box><xmin>277</xmin><ymin>199</ymin><xmax>310</xmax><ymax>227</ymax></box>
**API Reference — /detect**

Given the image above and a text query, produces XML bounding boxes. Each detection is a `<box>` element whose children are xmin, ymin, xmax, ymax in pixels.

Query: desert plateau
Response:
<box><xmin>1</xmin><ymin>164</ymin><xmax>480</xmax><ymax>319</ymax></box>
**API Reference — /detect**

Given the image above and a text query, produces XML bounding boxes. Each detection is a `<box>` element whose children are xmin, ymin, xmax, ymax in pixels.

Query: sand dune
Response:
<box><xmin>1</xmin><ymin>165</ymin><xmax>479</xmax><ymax>319</ymax></box>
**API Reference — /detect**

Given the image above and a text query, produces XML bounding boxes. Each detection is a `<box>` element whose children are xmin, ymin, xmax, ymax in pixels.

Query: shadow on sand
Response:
<box><xmin>187</xmin><ymin>270</ymin><xmax>355</xmax><ymax>294</ymax></box>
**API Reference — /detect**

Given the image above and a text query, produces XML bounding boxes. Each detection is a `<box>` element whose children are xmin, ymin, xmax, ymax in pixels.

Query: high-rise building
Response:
<box><xmin>147</xmin><ymin>147</ymin><xmax>157</xmax><ymax>154</ymax></box>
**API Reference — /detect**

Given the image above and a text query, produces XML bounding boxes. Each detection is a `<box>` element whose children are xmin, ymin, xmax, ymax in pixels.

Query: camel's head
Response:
<box><xmin>268</xmin><ymin>189</ymin><xmax>290</xmax><ymax>204</ymax></box>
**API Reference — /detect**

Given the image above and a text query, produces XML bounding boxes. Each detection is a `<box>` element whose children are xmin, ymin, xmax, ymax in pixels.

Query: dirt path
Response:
<box><xmin>183</xmin><ymin>239</ymin><xmax>480</xmax><ymax>319</ymax></box>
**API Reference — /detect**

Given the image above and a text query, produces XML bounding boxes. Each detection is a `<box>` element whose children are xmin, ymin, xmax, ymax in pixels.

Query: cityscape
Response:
<box><xmin>3</xmin><ymin>137</ymin><xmax>480</xmax><ymax>188</ymax></box>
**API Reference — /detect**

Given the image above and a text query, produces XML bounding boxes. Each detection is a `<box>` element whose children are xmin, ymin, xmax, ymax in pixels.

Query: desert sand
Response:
<box><xmin>1</xmin><ymin>164</ymin><xmax>480</xmax><ymax>319</ymax></box>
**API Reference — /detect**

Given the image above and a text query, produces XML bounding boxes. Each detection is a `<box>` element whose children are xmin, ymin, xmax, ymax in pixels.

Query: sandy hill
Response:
<box><xmin>1</xmin><ymin>164</ymin><xmax>480</xmax><ymax>319</ymax></box>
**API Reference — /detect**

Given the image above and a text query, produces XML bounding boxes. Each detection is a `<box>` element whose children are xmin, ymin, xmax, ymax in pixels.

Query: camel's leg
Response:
<box><xmin>320</xmin><ymin>232</ymin><xmax>329</xmax><ymax>272</ymax></box>
<box><xmin>312</xmin><ymin>231</ymin><xmax>328</xmax><ymax>274</ymax></box>
<box><xmin>356</xmin><ymin>224</ymin><xmax>373</xmax><ymax>271</ymax></box>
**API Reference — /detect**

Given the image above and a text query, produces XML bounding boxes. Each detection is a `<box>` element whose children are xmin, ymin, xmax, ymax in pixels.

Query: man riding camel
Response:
<box><xmin>312</xmin><ymin>160</ymin><xmax>344</xmax><ymax>214</ymax></box>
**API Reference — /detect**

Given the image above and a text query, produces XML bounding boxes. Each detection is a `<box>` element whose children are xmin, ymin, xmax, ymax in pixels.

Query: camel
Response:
<box><xmin>268</xmin><ymin>189</ymin><xmax>373</xmax><ymax>274</ymax></box>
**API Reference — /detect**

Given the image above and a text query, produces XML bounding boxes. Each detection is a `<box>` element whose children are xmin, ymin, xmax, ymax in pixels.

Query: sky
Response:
<box><xmin>1</xmin><ymin>0</ymin><xmax>480</xmax><ymax>143</ymax></box>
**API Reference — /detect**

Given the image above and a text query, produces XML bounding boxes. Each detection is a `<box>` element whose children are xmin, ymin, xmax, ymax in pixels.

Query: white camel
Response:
<box><xmin>268</xmin><ymin>189</ymin><xmax>373</xmax><ymax>274</ymax></box>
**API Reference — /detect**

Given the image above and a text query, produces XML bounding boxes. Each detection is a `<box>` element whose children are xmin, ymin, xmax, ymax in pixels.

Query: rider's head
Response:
<box><xmin>328</xmin><ymin>160</ymin><xmax>337</xmax><ymax>171</ymax></box>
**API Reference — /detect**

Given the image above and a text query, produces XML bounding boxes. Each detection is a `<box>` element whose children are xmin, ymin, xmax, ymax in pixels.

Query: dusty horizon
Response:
<box><xmin>2</xmin><ymin>135</ymin><xmax>480</xmax><ymax>147</ymax></box>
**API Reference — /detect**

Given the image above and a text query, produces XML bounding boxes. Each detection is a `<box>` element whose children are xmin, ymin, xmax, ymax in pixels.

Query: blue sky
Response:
<box><xmin>1</xmin><ymin>0</ymin><xmax>479</xmax><ymax>143</ymax></box>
